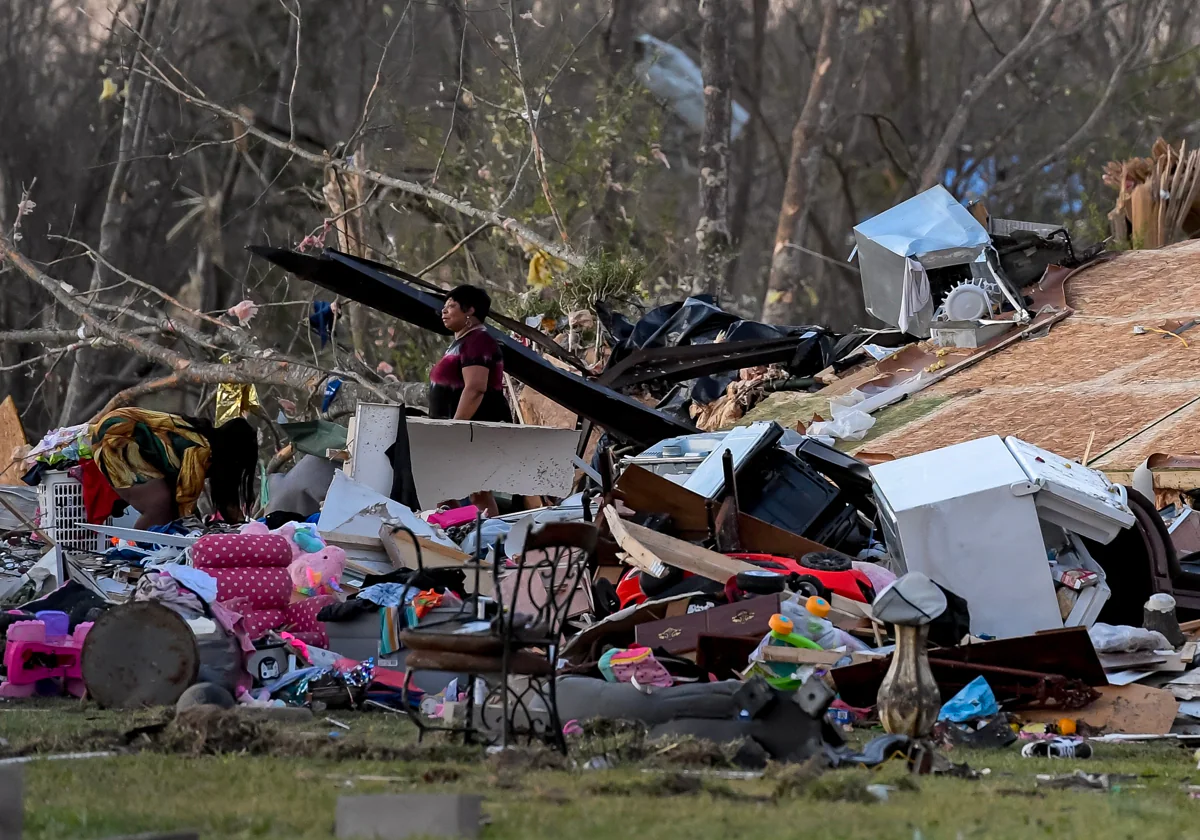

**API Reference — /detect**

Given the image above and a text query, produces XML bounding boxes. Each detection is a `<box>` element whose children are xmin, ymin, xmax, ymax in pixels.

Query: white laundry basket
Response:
<box><xmin>37</xmin><ymin>470</ymin><xmax>107</xmax><ymax>553</ymax></box>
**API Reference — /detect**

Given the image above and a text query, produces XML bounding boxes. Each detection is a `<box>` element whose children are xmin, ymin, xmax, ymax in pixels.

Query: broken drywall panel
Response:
<box><xmin>317</xmin><ymin>471</ymin><xmax>455</xmax><ymax>548</ymax></box>
<box><xmin>405</xmin><ymin>418</ymin><xmax>577</xmax><ymax>506</ymax></box>
<box><xmin>346</xmin><ymin>403</ymin><xmax>400</xmax><ymax>497</ymax></box>
<box><xmin>345</xmin><ymin>405</ymin><xmax>578</xmax><ymax>505</ymax></box>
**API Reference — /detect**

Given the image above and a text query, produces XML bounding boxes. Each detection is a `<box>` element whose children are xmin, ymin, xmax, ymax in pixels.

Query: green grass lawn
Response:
<box><xmin>5</xmin><ymin>699</ymin><xmax>1200</xmax><ymax>840</ymax></box>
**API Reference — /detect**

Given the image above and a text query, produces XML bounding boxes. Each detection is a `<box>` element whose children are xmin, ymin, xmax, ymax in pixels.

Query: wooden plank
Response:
<box><xmin>1098</xmin><ymin>651</ymin><xmax>1169</xmax><ymax>671</ymax></box>
<box><xmin>324</xmin><ymin>531</ymin><xmax>385</xmax><ymax>550</ymax></box>
<box><xmin>762</xmin><ymin>646</ymin><xmax>883</xmax><ymax>667</ymax></box>
<box><xmin>617</xmin><ymin>517</ymin><xmax>757</xmax><ymax>583</ymax></box>
<box><xmin>0</xmin><ymin>396</ymin><xmax>27</xmax><ymax>486</ymax></box>
<box><xmin>376</xmin><ymin>524</ymin><xmax>472</xmax><ymax>569</ymax></box>
<box><xmin>615</xmin><ymin>465</ymin><xmax>710</xmax><ymax>534</ymax></box>
<box><xmin>1182</xmin><ymin>641</ymin><xmax>1197</xmax><ymax>664</ymax></box>
<box><xmin>734</xmin><ymin>511</ymin><xmax>836</xmax><ymax>559</ymax></box>
<box><xmin>603</xmin><ymin>506</ymin><xmax>667</xmax><ymax>578</ymax></box>
<box><xmin>616</xmin><ymin>463</ymin><xmax>842</xmax><ymax>559</ymax></box>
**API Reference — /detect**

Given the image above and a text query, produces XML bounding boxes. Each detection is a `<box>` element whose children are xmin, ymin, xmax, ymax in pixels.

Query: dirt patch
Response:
<box><xmin>588</xmin><ymin>772</ymin><xmax>704</xmax><ymax>798</ymax></box>
<box><xmin>767</xmin><ymin>754</ymin><xmax>828</xmax><ymax>799</ymax></box>
<box><xmin>158</xmin><ymin>706</ymin><xmax>277</xmax><ymax>755</ymax></box>
<box><xmin>487</xmin><ymin>744</ymin><xmax>569</xmax><ymax>772</ymax></box>
<box><xmin>587</xmin><ymin>771</ymin><xmax>764</xmax><ymax>803</ymax></box>
<box><xmin>574</xmin><ymin>720</ymin><xmax>757</xmax><ymax>770</ymax></box>
<box><xmin>1</xmin><ymin>727</ymin><xmax>124</xmax><ymax>758</ymax></box>
<box><xmin>422</xmin><ymin>766</ymin><xmax>463</xmax><ymax>784</ymax></box>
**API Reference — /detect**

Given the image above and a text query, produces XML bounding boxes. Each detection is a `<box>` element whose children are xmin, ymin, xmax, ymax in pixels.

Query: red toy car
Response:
<box><xmin>726</xmin><ymin>552</ymin><xmax>875</xmax><ymax>603</ymax></box>
<box><xmin>616</xmin><ymin>551</ymin><xmax>874</xmax><ymax>609</ymax></box>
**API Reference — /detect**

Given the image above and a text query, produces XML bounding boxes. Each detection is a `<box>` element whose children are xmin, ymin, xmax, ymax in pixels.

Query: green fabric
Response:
<box><xmin>280</xmin><ymin>420</ymin><xmax>348</xmax><ymax>458</ymax></box>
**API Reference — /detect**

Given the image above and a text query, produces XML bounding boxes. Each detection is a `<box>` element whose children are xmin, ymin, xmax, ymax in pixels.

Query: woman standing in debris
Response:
<box><xmin>90</xmin><ymin>408</ymin><xmax>259</xmax><ymax>529</ymax></box>
<box><xmin>431</xmin><ymin>284</ymin><xmax>512</xmax><ymax>516</ymax></box>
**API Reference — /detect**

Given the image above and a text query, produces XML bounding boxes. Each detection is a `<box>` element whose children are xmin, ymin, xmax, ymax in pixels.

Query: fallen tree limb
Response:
<box><xmin>0</xmin><ymin>230</ymin><xmax>405</xmax><ymax>420</ymax></box>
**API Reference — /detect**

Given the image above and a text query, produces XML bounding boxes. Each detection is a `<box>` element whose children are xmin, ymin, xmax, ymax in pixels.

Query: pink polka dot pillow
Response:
<box><xmin>193</xmin><ymin>534</ymin><xmax>292</xmax><ymax>569</ymax></box>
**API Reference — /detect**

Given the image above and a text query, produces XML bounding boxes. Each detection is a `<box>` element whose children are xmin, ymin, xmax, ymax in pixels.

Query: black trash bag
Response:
<box><xmin>927</xmin><ymin>583</ymin><xmax>971</xmax><ymax>647</ymax></box>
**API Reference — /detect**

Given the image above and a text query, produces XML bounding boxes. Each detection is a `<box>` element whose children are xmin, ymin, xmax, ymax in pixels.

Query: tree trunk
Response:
<box><xmin>58</xmin><ymin>0</ymin><xmax>158</xmax><ymax>425</ymax></box>
<box><xmin>760</xmin><ymin>0</ymin><xmax>837</xmax><ymax>325</ymax></box>
<box><xmin>235</xmin><ymin>7</ymin><xmax>298</xmax><ymax>309</ymax></box>
<box><xmin>725</xmin><ymin>0</ymin><xmax>768</xmax><ymax>298</ymax></box>
<box><xmin>596</xmin><ymin>0</ymin><xmax>637</xmax><ymax>243</ymax></box>
<box><xmin>694</xmin><ymin>0</ymin><xmax>734</xmax><ymax>297</ymax></box>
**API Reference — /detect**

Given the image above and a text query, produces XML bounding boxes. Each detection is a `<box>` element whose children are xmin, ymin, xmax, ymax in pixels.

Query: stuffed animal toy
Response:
<box><xmin>288</xmin><ymin>544</ymin><xmax>346</xmax><ymax>598</ymax></box>
<box><xmin>242</xmin><ymin>520</ymin><xmax>325</xmax><ymax>560</ymax></box>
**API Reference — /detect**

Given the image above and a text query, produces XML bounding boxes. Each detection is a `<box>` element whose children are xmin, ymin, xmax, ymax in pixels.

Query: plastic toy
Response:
<box><xmin>0</xmin><ymin>613</ymin><xmax>93</xmax><ymax>698</ymax></box>
<box><xmin>749</xmin><ymin>613</ymin><xmax>823</xmax><ymax>692</ymax></box>
<box><xmin>288</xmin><ymin>545</ymin><xmax>347</xmax><ymax>597</ymax></box>
<box><xmin>242</xmin><ymin>519</ymin><xmax>325</xmax><ymax>559</ymax></box>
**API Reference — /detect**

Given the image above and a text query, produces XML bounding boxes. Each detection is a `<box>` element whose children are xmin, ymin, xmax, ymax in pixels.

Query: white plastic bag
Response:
<box><xmin>807</xmin><ymin>407</ymin><xmax>875</xmax><ymax>441</ymax></box>
<box><xmin>1088</xmin><ymin>622</ymin><xmax>1172</xmax><ymax>654</ymax></box>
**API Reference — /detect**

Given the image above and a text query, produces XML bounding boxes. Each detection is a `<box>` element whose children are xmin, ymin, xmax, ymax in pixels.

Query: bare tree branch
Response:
<box><xmin>918</xmin><ymin>0</ymin><xmax>1061</xmax><ymax>191</ymax></box>
<box><xmin>507</xmin><ymin>0</ymin><xmax>569</xmax><ymax>243</ymax></box>
<box><xmin>991</xmin><ymin>0</ymin><xmax>1168</xmax><ymax>197</ymax></box>
<box><xmin>346</xmin><ymin>0</ymin><xmax>414</xmax><ymax>155</ymax></box>
<box><xmin>135</xmin><ymin>54</ymin><xmax>584</xmax><ymax>268</ymax></box>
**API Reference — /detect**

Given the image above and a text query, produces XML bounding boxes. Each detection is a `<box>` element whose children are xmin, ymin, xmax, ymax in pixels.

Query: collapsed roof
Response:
<box><xmin>745</xmin><ymin>239</ymin><xmax>1200</xmax><ymax>478</ymax></box>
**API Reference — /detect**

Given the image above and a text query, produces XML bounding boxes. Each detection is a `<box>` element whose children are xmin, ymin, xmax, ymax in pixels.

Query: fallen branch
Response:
<box><xmin>0</xmin><ymin>231</ymin><xmax>403</xmax><ymax>420</ymax></box>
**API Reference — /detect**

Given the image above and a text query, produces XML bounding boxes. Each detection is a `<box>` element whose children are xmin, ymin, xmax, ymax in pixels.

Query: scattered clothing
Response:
<box><xmin>79</xmin><ymin>458</ymin><xmax>126</xmax><ymax>524</ymax></box>
<box><xmin>381</xmin><ymin>607</ymin><xmax>402</xmax><ymax>656</ymax></box>
<box><xmin>404</xmin><ymin>589</ymin><xmax>444</xmax><ymax>627</ymax></box>
<box><xmin>91</xmin><ymin>408</ymin><xmax>212</xmax><ymax>517</ymax></box>
<box><xmin>21</xmin><ymin>462</ymin><xmax>49</xmax><ymax>487</ymax></box>
<box><xmin>317</xmin><ymin>599</ymin><xmax>377</xmax><ymax>623</ymax></box>
<box><xmin>159</xmin><ymin>565</ymin><xmax>219</xmax><ymax>605</ymax></box>
<box><xmin>360</xmin><ymin>567</ymin><xmax>468</xmax><ymax>600</ymax></box>
<box><xmin>357</xmin><ymin>583</ymin><xmax>423</xmax><ymax>609</ymax></box>
<box><xmin>600</xmin><ymin>645</ymin><xmax>674</xmax><ymax>688</ymax></box>
<box><xmin>134</xmin><ymin>571</ymin><xmax>206</xmax><ymax>621</ymax></box>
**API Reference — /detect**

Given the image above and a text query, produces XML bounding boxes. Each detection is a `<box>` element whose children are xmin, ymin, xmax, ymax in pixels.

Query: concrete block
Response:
<box><xmin>0</xmin><ymin>766</ymin><xmax>21</xmax><ymax>840</ymax></box>
<box><xmin>336</xmin><ymin>794</ymin><xmax>481</xmax><ymax>840</ymax></box>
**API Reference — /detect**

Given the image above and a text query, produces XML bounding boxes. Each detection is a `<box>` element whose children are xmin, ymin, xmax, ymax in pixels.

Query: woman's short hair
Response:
<box><xmin>446</xmin><ymin>284</ymin><xmax>491</xmax><ymax>321</ymax></box>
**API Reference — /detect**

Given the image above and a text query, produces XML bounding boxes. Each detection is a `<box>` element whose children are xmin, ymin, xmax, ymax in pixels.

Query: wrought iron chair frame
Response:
<box><xmin>397</xmin><ymin>517</ymin><xmax>597</xmax><ymax>752</ymax></box>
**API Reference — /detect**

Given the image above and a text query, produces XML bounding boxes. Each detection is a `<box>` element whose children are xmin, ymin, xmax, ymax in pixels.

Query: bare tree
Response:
<box><xmin>596</xmin><ymin>0</ymin><xmax>638</xmax><ymax>242</ymax></box>
<box><xmin>57</xmin><ymin>0</ymin><xmax>159</xmax><ymax>425</ymax></box>
<box><xmin>1</xmin><ymin>0</ymin><xmax>1198</xmax><ymax>434</ymax></box>
<box><xmin>694</xmin><ymin>0</ymin><xmax>734</xmax><ymax>296</ymax></box>
<box><xmin>760</xmin><ymin>0</ymin><xmax>838</xmax><ymax>325</ymax></box>
<box><xmin>726</xmin><ymin>0</ymin><xmax>769</xmax><ymax>298</ymax></box>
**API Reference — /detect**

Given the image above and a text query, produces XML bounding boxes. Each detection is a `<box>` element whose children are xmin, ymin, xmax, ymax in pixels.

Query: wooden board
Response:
<box><xmin>761</xmin><ymin>646</ymin><xmax>883</xmax><ymax>667</ymax></box>
<box><xmin>603</xmin><ymin>505</ymin><xmax>667</xmax><ymax>578</ymax></box>
<box><xmin>376</xmin><ymin>524</ymin><xmax>473</xmax><ymax>569</ymax></box>
<box><xmin>0</xmin><ymin>396</ymin><xmax>27</xmax><ymax>486</ymax></box>
<box><xmin>616</xmin><ymin>463</ymin><xmax>842</xmax><ymax>559</ymax></box>
<box><xmin>1021</xmin><ymin>684</ymin><xmax>1179</xmax><ymax>735</ymax></box>
<box><xmin>616</xmin><ymin>465</ymin><xmax>709</xmax><ymax>534</ymax></box>
<box><xmin>735</xmin><ymin>513</ymin><xmax>843</xmax><ymax>560</ymax></box>
<box><xmin>1098</xmin><ymin>651</ymin><xmax>1170</xmax><ymax>670</ymax></box>
<box><xmin>616</xmin><ymin>516</ymin><xmax>757</xmax><ymax>583</ymax></box>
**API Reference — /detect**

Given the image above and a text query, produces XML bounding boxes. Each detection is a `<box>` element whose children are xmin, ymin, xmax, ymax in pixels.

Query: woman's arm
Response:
<box><xmin>454</xmin><ymin>365</ymin><xmax>489</xmax><ymax>420</ymax></box>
